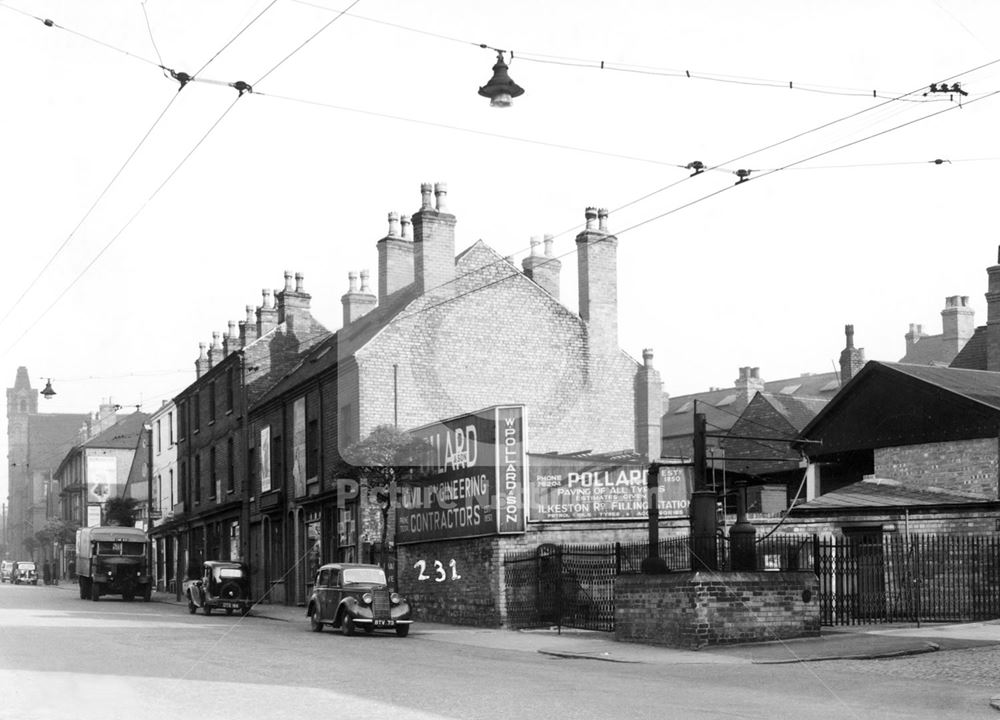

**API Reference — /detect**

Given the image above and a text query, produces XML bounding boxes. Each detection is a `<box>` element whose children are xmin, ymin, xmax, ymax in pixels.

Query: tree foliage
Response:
<box><xmin>105</xmin><ymin>496</ymin><xmax>141</xmax><ymax>527</ymax></box>
<box><xmin>339</xmin><ymin>425</ymin><xmax>428</xmax><ymax>553</ymax></box>
<box><xmin>35</xmin><ymin>518</ymin><xmax>79</xmax><ymax>546</ymax></box>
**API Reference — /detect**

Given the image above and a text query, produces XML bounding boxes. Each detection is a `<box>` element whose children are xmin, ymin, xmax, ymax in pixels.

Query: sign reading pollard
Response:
<box><xmin>396</xmin><ymin>405</ymin><xmax>527</xmax><ymax>544</ymax></box>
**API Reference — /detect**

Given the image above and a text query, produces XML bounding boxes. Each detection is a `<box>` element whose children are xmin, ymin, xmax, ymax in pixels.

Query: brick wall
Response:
<box><xmin>397</xmin><ymin>536</ymin><xmax>502</xmax><ymax>626</ymax></box>
<box><xmin>358</xmin><ymin>241</ymin><xmax>640</xmax><ymax>455</ymax></box>
<box><xmin>615</xmin><ymin>572</ymin><xmax>820</xmax><ymax>649</ymax></box>
<box><xmin>874</xmin><ymin>438</ymin><xmax>998</xmax><ymax>498</ymax></box>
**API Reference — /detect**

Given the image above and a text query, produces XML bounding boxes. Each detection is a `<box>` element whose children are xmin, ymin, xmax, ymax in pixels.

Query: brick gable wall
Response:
<box><xmin>874</xmin><ymin>438</ymin><xmax>999</xmax><ymax>499</ymax></box>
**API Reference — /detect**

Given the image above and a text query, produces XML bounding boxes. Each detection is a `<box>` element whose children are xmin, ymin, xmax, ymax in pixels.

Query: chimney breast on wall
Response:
<box><xmin>276</xmin><ymin>270</ymin><xmax>312</xmax><ymax>332</ymax></box>
<box><xmin>734</xmin><ymin>366</ymin><xmax>765</xmax><ymax>403</ymax></box>
<box><xmin>941</xmin><ymin>294</ymin><xmax>975</xmax><ymax>358</ymax></box>
<box><xmin>576</xmin><ymin>206</ymin><xmax>618</xmax><ymax>356</ymax></box>
<box><xmin>412</xmin><ymin>181</ymin><xmax>457</xmax><ymax>297</ymax></box>
<box><xmin>224</xmin><ymin>320</ymin><xmax>239</xmax><ymax>355</ymax></box>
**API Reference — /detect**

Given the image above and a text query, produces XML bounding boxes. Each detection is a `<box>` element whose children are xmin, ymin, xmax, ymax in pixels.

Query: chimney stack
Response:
<box><xmin>276</xmin><ymin>270</ymin><xmax>313</xmax><ymax>332</ymax></box>
<box><xmin>987</xmin><ymin>247</ymin><xmax>1000</xmax><ymax>370</ymax></box>
<box><xmin>634</xmin><ymin>348</ymin><xmax>663</xmax><ymax>461</ymax></box>
<box><xmin>195</xmin><ymin>342</ymin><xmax>209</xmax><ymax>379</ymax></box>
<box><xmin>576</xmin><ymin>207</ymin><xmax>618</xmax><ymax>356</ymax></box>
<box><xmin>522</xmin><ymin>234</ymin><xmax>562</xmax><ymax>300</ymax></box>
<box><xmin>208</xmin><ymin>331</ymin><xmax>223</xmax><ymax>368</ymax></box>
<box><xmin>839</xmin><ymin>324</ymin><xmax>866</xmax><ymax>383</ymax></box>
<box><xmin>257</xmin><ymin>288</ymin><xmax>278</xmax><ymax>336</ymax></box>
<box><xmin>734</xmin><ymin>366</ymin><xmax>764</xmax><ymax>403</ymax></box>
<box><xmin>342</xmin><ymin>270</ymin><xmax>377</xmax><ymax>326</ymax></box>
<box><xmin>377</xmin><ymin>211</ymin><xmax>415</xmax><ymax>302</ymax></box>
<box><xmin>412</xmin><ymin>182</ymin><xmax>456</xmax><ymax>297</ymax></box>
<box><xmin>240</xmin><ymin>304</ymin><xmax>258</xmax><ymax>346</ymax></box>
<box><xmin>223</xmin><ymin>320</ymin><xmax>239</xmax><ymax>355</ymax></box>
<box><xmin>941</xmin><ymin>295</ymin><xmax>975</xmax><ymax>357</ymax></box>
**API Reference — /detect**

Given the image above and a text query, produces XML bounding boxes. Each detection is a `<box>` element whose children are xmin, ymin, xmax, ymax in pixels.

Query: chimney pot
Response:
<box><xmin>245</xmin><ymin>305</ymin><xmax>254</xmax><ymax>323</ymax></box>
<box><xmin>420</xmin><ymin>183</ymin><xmax>433</xmax><ymax>209</ymax></box>
<box><xmin>530</xmin><ymin>236</ymin><xmax>541</xmax><ymax>256</ymax></box>
<box><xmin>360</xmin><ymin>269</ymin><xmax>371</xmax><ymax>294</ymax></box>
<box><xmin>348</xmin><ymin>271</ymin><xmax>358</xmax><ymax>293</ymax></box>
<box><xmin>434</xmin><ymin>182</ymin><xmax>448</xmax><ymax>212</ymax></box>
<box><xmin>543</xmin><ymin>234</ymin><xmax>555</xmax><ymax>257</ymax></box>
<box><xmin>198</xmin><ymin>342</ymin><xmax>207</xmax><ymax>359</ymax></box>
<box><xmin>400</xmin><ymin>214</ymin><xmax>412</xmax><ymax>239</ymax></box>
<box><xmin>295</xmin><ymin>272</ymin><xmax>304</xmax><ymax>293</ymax></box>
<box><xmin>598</xmin><ymin>208</ymin><xmax>609</xmax><ymax>232</ymax></box>
<box><xmin>642</xmin><ymin>348</ymin><xmax>654</xmax><ymax>367</ymax></box>
<box><xmin>228</xmin><ymin>320</ymin><xmax>237</xmax><ymax>336</ymax></box>
<box><xmin>585</xmin><ymin>207</ymin><xmax>598</xmax><ymax>231</ymax></box>
<box><xmin>212</xmin><ymin>331</ymin><xmax>221</xmax><ymax>349</ymax></box>
<box><xmin>284</xmin><ymin>271</ymin><xmax>293</xmax><ymax>292</ymax></box>
<box><xmin>845</xmin><ymin>323</ymin><xmax>855</xmax><ymax>349</ymax></box>
<box><xmin>388</xmin><ymin>211</ymin><xmax>400</xmax><ymax>238</ymax></box>
<box><xmin>262</xmin><ymin>288</ymin><xmax>273</xmax><ymax>309</ymax></box>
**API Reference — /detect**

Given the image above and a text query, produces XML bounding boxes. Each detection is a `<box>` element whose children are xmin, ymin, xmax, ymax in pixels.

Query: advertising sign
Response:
<box><xmin>86</xmin><ymin>505</ymin><xmax>102</xmax><ymax>528</ymax></box>
<box><xmin>292</xmin><ymin>398</ymin><xmax>306</xmax><ymax>498</ymax></box>
<box><xmin>396</xmin><ymin>406</ymin><xmax>526</xmax><ymax>544</ymax></box>
<box><xmin>259</xmin><ymin>426</ymin><xmax>271</xmax><ymax>493</ymax></box>
<box><xmin>529</xmin><ymin>459</ymin><xmax>692</xmax><ymax>522</ymax></box>
<box><xmin>86</xmin><ymin>455</ymin><xmax>118</xmax><ymax>504</ymax></box>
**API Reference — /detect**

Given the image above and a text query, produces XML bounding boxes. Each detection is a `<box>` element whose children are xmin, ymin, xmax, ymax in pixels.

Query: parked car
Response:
<box><xmin>184</xmin><ymin>561</ymin><xmax>253</xmax><ymax>616</ymax></box>
<box><xmin>306</xmin><ymin>563</ymin><xmax>412</xmax><ymax>637</ymax></box>
<box><xmin>0</xmin><ymin>560</ymin><xmax>13</xmax><ymax>583</ymax></box>
<box><xmin>12</xmin><ymin>561</ymin><xmax>38</xmax><ymax>585</ymax></box>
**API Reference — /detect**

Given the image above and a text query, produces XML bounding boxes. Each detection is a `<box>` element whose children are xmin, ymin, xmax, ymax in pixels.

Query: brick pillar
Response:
<box><xmin>839</xmin><ymin>324</ymin><xmax>866</xmax><ymax>383</ymax></box>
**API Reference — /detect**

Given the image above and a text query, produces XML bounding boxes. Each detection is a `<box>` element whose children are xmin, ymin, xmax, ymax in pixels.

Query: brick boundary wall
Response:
<box><xmin>615</xmin><ymin>571</ymin><xmax>820</xmax><ymax>649</ymax></box>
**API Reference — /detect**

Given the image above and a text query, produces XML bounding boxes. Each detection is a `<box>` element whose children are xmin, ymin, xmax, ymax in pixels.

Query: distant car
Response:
<box><xmin>0</xmin><ymin>561</ymin><xmax>13</xmax><ymax>583</ymax></box>
<box><xmin>184</xmin><ymin>561</ymin><xmax>253</xmax><ymax>616</ymax></box>
<box><xmin>306</xmin><ymin>563</ymin><xmax>412</xmax><ymax>637</ymax></box>
<box><xmin>12</xmin><ymin>561</ymin><xmax>38</xmax><ymax>585</ymax></box>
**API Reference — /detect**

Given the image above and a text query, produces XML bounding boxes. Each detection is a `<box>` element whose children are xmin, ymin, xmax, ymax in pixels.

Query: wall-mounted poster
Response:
<box><xmin>86</xmin><ymin>455</ymin><xmax>118</xmax><ymax>504</ymax></box>
<box><xmin>260</xmin><ymin>426</ymin><xmax>271</xmax><ymax>493</ymax></box>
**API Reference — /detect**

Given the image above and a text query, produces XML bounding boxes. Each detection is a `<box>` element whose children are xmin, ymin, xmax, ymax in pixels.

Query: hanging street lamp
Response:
<box><xmin>478</xmin><ymin>51</ymin><xmax>524</xmax><ymax>108</ymax></box>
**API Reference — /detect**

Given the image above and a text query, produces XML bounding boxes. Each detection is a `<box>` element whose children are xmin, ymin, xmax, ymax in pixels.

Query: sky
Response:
<box><xmin>3</xmin><ymin>0</ymin><xmax>1000</xmax><ymax>502</ymax></box>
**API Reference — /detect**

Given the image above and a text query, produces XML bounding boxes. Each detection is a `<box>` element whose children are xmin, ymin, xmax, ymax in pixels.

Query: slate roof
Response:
<box><xmin>790</xmin><ymin>477</ymin><xmax>993</xmax><ymax>512</ymax></box>
<box><xmin>949</xmin><ymin>325</ymin><xmax>988</xmax><ymax>370</ymax></box>
<box><xmin>662</xmin><ymin>371</ymin><xmax>841</xmax><ymax>443</ymax></box>
<box><xmin>81</xmin><ymin>411</ymin><xmax>150</xmax><ymax>449</ymax></box>
<box><xmin>865</xmin><ymin>362</ymin><xmax>1000</xmax><ymax>411</ymax></box>
<box><xmin>27</xmin><ymin>413</ymin><xmax>89</xmax><ymax>468</ymax></box>
<box><xmin>898</xmin><ymin>333</ymin><xmax>956</xmax><ymax>366</ymax></box>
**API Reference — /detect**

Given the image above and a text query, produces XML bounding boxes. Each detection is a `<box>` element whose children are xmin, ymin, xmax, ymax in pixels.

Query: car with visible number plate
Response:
<box><xmin>12</xmin><ymin>561</ymin><xmax>38</xmax><ymax>585</ymax></box>
<box><xmin>184</xmin><ymin>561</ymin><xmax>253</xmax><ymax>616</ymax></box>
<box><xmin>306</xmin><ymin>563</ymin><xmax>412</xmax><ymax>636</ymax></box>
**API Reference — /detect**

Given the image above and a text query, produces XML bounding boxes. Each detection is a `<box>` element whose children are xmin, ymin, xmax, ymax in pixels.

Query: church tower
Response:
<box><xmin>6</xmin><ymin>367</ymin><xmax>38</xmax><ymax>556</ymax></box>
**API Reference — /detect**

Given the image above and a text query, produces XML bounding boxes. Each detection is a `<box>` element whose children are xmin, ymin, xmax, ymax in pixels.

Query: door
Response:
<box><xmin>315</xmin><ymin>568</ymin><xmax>335</xmax><ymax>621</ymax></box>
<box><xmin>843</xmin><ymin>527</ymin><xmax>886</xmax><ymax>621</ymax></box>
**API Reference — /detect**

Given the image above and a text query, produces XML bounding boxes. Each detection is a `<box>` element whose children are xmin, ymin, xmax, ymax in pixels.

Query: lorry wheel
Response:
<box><xmin>123</xmin><ymin>589</ymin><xmax>135</xmax><ymax>602</ymax></box>
<box><xmin>188</xmin><ymin>598</ymin><xmax>197</xmax><ymax>614</ymax></box>
<box><xmin>79</xmin><ymin>579</ymin><xmax>87</xmax><ymax>599</ymax></box>
<box><xmin>143</xmin><ymin>585</ymin><xmax>151</xmax><ymax>602</ymax></box>
<box><xmin>91</xmin><ymin>582</ymin><xmax>100</xmax><ymax>602</ymax></box>
<box><xmin>203</xmin><ymin>605</ymin><xmax>212</xmax><ymax>616</ymax></box>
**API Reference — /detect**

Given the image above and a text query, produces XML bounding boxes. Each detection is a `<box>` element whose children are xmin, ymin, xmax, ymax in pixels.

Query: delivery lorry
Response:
<box><xmin>75</xmin><ymin>526</ymin><xmax>152</xmax><ymax>602</ymax></box>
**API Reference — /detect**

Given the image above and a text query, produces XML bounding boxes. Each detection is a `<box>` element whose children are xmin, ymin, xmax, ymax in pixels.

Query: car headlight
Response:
<box><xmin>390</xmin><ymin>592</ymin><xmax>402</xmax><ymax>605</ymax></box>
<box><xmin>361</xmin><ymin>592</ymin><xmax>373</xmax><ymax>605</ymax></box>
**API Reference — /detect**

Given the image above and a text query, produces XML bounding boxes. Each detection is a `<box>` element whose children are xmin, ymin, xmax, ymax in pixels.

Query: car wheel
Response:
<box><xmin>309</xmin><ymin>611</ymin><xmax>323</xmax><ymax>633</ymax></box>
<box><xmin>188</xmin><ymin>598</ymin><xmax>197</xmax><ymax>614</ymax></box>
<box><xmin>203</xmin><ymin>605</ymin><xmax>212</xmax><ymax>616</ymax></box>
<box><xmin>341</xmin><ymin>615</ymin><xmax>356</xmax><ymax>636</ymax></box>
<box><xmin>395</xmin><ymin>624</ymin><xmax>410</xmax><ymax>638</ymax></box>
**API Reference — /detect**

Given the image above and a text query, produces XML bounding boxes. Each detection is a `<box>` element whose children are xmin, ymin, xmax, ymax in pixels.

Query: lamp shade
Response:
<box><xmin>478</xmin><ymin>52</ymin><xmax>524</xmax><ymax>107</ymax></box>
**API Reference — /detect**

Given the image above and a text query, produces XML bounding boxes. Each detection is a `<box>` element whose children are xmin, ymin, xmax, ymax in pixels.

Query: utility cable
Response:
<box><xmin>193</xmin><ymin>0</ymin><xmax>279</xmax><ymax>78</ymax></box>
<box><xmin>0</xmin><ymin>91</ymin><xmax>182</xmax><ymax>330</ymax></box>
<box><xmin>1</xmin><ymin>97</ymin><xmax>244</xmax><ymax>359</ymax></box>
<box><xmin>140</xmin><ymin>0</ymin><xmax>164</xmax><ymax>67</ymax></box>
<box><xmin>253</xmin><ymin>0</ymin><xmax>364</xmax><ymax>87</ymax></box>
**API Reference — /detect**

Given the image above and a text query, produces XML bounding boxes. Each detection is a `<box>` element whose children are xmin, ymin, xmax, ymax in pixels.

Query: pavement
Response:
<box><xmin>133</xmin><ymin>586</ymin><xmax>1000</xmax><ymax>667</ymax></box>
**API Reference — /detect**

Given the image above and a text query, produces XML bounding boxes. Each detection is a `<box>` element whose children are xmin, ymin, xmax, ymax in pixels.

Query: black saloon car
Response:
<box><xmin>306</xmin><ymin>563</ymin><xmax>412</xmax><ymax>636</ymax></box>
<box><xmin>184</xmin><ymin>561</ymin><xmax>253</xmax><ymax>616</ymax></box>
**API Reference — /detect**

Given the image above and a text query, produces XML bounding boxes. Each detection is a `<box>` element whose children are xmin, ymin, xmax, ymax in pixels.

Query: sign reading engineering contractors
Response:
<box><xmin>530</xmin><ymin>459</ymin><xmax>692</xmax><ymax>522</ymax></box>
<box><xmin>396</xmin><ymin>405</ymin><xmax>526</xmax><ymax>544</ymax></box>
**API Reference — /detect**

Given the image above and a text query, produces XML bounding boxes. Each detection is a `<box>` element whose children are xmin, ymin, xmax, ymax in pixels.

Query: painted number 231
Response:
<box><xmin>413</xmin><ymin>559</ymin><xmax>461</xmax><ymax>582</ymax></box>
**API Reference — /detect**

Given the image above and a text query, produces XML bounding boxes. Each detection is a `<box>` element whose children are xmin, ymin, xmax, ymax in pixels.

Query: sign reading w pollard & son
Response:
<box><xmin>396</xmin><ymin>405</ymin><xmax>527</xmax><ymax>544</ymax></box>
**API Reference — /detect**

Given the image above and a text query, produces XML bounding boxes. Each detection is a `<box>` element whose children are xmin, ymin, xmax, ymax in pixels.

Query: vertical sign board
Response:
<box><xmin>396</xmin><ymin>405</ymin><xmax>526</xmax><ymax>544</ymax></box>
<box><xmin>292</xmin><ymin>398</ymin><xmax>307</xmax><ymax>498</ymax></box>
<box><xmin>495</xmin><ymin>406</ymin><xmax>526</xmax><ymax>534</ymax></box>
<box><xmin>259</xmin><ymin>426</ymin><xmax>271</xmax><ymax>493</ymax></box>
